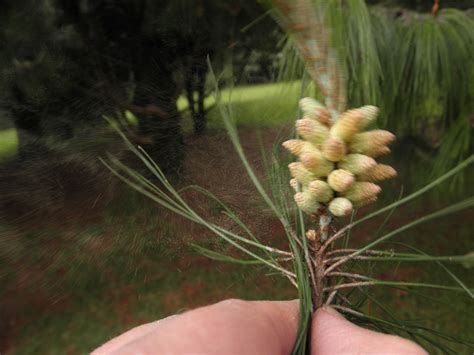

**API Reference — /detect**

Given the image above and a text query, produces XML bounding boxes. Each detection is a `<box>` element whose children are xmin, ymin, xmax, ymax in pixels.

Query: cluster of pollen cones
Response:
<box><xmin>284</xmin><ymin>98</ymin><xmax>397</xmax><ymax>217</ymax></box>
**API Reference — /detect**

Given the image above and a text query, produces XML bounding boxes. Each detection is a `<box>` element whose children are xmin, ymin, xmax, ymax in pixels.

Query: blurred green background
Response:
<box><xmin>0</xmin><ymin>0</ymin><xmax>473</xmax><ymax>353</ymax></box>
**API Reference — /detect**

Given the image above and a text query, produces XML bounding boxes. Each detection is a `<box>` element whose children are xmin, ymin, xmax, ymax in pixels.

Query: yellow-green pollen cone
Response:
<box><xmin>339</xmin><ymin>154</ymin><xmax>377</xmax><ymax>176</ymax></box>
<box><xmin>349</xmin><ymin>130</ymin><xmax>395</xmax><ymax>157</ymax></box>
<box><xmin>358</xmin><ymin>164</ymin><xmax>397</xmax><ymax>182</ymax></box>
<box><xmin>328</xmin><ymin>169</ymin><xmax>355</xmax><ymax>192</ymax></box>
<box><xmin>299</xmin><ymin>97</ymin><xmax>331</xmax><ymax>127</ymax></box>
<box><xmin>294</xmin><ymin>191</ymin><xmax>321</xmax><ymax>214</ymax></box>
<box><xmin>284</xmin><ymin>99</ymin><xmax>397</xmax><ymax>218</ymax></box>
<box><xmin>329</xmin><ymin>197</ymin><xmax>353</xmax><ymax>217</ymax></box>
<box><xmin>300</xmin><ymin>150</ymin><xmax>334</xmax><ymax>176</ymax></box>
<box><xmin>298</xmin><ymin>97</ymin><xmax>337</xmax><ymax>125</ymax></box>
<box><xmin>322</xmin><ymin>137</ymin><xmax>347</xmax><ymax>162</ymax></box>
<box><xmin>342</xmin><ymin>182</ymin><xmax>381</xmax><ymax>203</ymax></box>
<box><xmin>296</xmin><ymin>118</ymin><xmax>329</xmax><ymax>146</ymax></box>
<box><xmin>308</xmin><ymin>180</ymin><xmax>334</xmax><ymax>203</ymax></box>
<box><xmin>288</xmin><ymin>162</ymin><xmax>317</xmax><ymax>185</ymax></box>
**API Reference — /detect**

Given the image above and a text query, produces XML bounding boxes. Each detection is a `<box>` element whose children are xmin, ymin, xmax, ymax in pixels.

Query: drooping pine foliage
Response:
<box><xmin>392</xmin><ymin>9</ymin><xmax>474</xmax><ymax>189</ymax></box>
<box><xmin>274</xmin><ymin>3</ymin><xmax>473</xmax><ymax>192</ymax></box>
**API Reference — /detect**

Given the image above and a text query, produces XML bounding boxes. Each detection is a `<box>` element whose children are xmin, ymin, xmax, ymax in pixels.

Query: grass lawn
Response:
<box><xmin>178</xmin><ymin>80</ymin><xmax>317</xmax><ymax>130</ymax></box>
<box><xmin>0</xmin><ymin>80</ymin><xmax>311</xmax><ymax>160</ymax></box>
<box><xmin>5</xmin><ymin>190</ymin><xmax>472</xmax><ymax>354</ymax></box>
<box><xmin>1</xmin><ymin>82</ymin><xmax>473</xmax><ymax>354</ymax></box>
<box><xmin>0</xmin><ymin>129</ymin><xmax>18</xmax><ymax>162</ymax></box>
<box><xmin>1</xmin><ymin>189</ymin><xmax>296</xmax><ymax>354</ymax></box>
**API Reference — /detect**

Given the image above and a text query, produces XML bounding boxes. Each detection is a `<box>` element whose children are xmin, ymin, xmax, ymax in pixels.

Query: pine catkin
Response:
<box><xmin>284</xmin><ymin>99</ymin><xmax>396</xmax><ymax>219</ymax></box>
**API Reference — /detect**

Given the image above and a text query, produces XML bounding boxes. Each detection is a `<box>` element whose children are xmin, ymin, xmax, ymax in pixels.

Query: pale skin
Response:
<box><xmin>93</xmin><ymin>299</ymin><xmax>427</xmax><ymax>355</ymax></box>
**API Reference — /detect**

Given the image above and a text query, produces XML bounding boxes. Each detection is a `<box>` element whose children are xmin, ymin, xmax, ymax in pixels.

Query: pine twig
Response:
<box><xmin>324</xmin><ymin>281</ymin><xmax>377</xmax><ymax>292</ymax></box>
<box><xmin>319</xmin><ymin>225</ymin><xmax>351</xmax><ymax>255</ymax></box>
<box><xmin>325</xmin><ymin>290</ymin><xmax>338</xmax><ymax>305</ymax></box>
<box><xmin>332</xmin><ymin>305</ymin><xmax>365</xmax><ymax>317</ymax></box>
<box><xmin>324</xmin><ymin>255</ymin><xmax>373</xmax><ymax>266</ymax></box>
<box><xmin>326</xmin><ymin>272</ymin><xmax>372</xmax><ymax>280</ymax></box>
<box><xmin>264</xmin><ymin>246</ymin><xmax>293</xmax><ymax>256</ymax></box>
<box><xmin>432</xmin><ymin>0</ymin><xmax>440</xmax><ymax>16</ymax></box>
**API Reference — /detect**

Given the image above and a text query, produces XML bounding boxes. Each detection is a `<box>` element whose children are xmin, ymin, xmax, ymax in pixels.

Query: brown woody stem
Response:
<box><xmin>332</xmin><ymin>305</ymin><xmax>365</xmax><ymax>317</ymax></box>
<box><xmin>432</xmin><ymin>0</ymin><xmax>440</xmax><ymax>16</ymax></box>
<box><xmin>323</xmin><ymin>281</ymin><xmax>377</xmax><ymax>292</ymax></box>
<box><xmin>326</xmin><ymin>272</ymin><xmax>371</xmax><ymax>280</ymax></box>
<box><xmin>324</xmin><ymin>255</ymin><xmax>372</xmax><ymax>265</ymax></box>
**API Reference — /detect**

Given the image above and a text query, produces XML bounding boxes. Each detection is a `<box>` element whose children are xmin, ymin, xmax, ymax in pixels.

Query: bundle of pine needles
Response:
<box><xmin>103</xmin><ymin>1</ymin><xmax>474</xmax><ymax>353</ymax></box>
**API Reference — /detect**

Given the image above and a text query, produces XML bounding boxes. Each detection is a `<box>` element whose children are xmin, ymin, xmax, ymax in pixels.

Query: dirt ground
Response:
<box><xmin>1</xmin><ymin>127</ymin><xmax>472</xmax><ymax>353</ymax></box>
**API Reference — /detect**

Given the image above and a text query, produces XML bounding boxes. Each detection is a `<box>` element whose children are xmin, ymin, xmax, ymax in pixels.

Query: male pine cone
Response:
<box><xmin>284</xmin><ymin>98</ymin><xmax>397</xmax><ymax>217</ymax></box>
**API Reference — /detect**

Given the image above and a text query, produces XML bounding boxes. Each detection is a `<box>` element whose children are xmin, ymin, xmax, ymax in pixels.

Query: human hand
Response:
<box><xmin>93</xmin><ymin>299</ymin><xmax>426</xmax><ymax>354</ymax></box>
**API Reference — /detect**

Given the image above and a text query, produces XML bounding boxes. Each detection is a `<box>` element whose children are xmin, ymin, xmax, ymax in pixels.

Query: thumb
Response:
<box><xmin>311</xmin><ymin>306</ymin><xmax>427</xmax><ymax>355</ymax></box>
